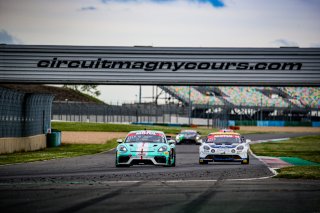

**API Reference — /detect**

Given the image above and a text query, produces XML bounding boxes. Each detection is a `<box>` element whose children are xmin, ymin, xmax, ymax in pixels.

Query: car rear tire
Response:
<box><xmin>241</xmin><ymin>153</ymin><xmax>250</xmax><ymax>164</ymax></box>
<box><xmin>166</xmin><ymin>150</ymin><xmax>176</xmax><ymax>167</ymax></box>
<box><xmin>115</xmin><ymin>155</ymin><xmax>120</xmax><ymax>167</ymax></box>
<box><xmin>172</xmin><ymin>150</ymin><xmax>176</xmax><ymax>167</ymax></box>
<box><xmin>199</xmin><ymin>159</ymin><xmax>208</xmax><ymax>165</ymax></box>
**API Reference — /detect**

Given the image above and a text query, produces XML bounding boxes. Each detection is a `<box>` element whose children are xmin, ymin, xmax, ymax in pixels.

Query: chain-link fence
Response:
<box><xmin>51</xmin><ymin>100</ymin><xmax>319</xmax><ymax>128</ymax></box>
<box><xmin>52</xmin><ymin>101</ymin><xmax>187</xmax><ymax>123</ymax></box>
<box><xmin>0</xmin><ymin>87</ymin><xmax>54</xmax><ymax>138</ymax></box>
<box><xmin>51</xmin><ymin>101</ymin><xmax>231</xmax><ymax>128</ymax></box>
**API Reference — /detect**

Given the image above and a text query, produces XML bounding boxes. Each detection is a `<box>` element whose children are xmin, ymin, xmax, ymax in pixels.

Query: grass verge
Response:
<box><xmin>250</xmin><ymin>135</ymin><xmax>320</xmax><ymax>163</ymax></box>
<box><xmin>52</xmin><ymin>121</ymin><xmax>264</xmax><ymax>135</ymax></box>
<box><xmin>0</xmin><ymin>139</ymin><xmax>118</xmax><ymax>165</ymax></box>
<box><xmin>276</xmin><ymin>166</ymin><xmax>320</xmax><ymax>179</ymax></box>
<box><xmin>250</xmin><ymin>135</ymin><xmax>320</xmax><ymax>179</ymax></box>
<box><xmin>52</xmin><ymin>122</ymin><xmax>181</xmax><ymax>134</ymax></box>
<box><xmin>52</xmin><ymin>121</ymin><xmax>218</xmax><ymax>135</ymax></box>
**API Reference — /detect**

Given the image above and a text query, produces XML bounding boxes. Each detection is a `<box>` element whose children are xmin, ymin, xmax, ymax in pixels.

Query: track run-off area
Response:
<box><xmin>0</xmin><ymin>132</ymin><xmax>319</xmax><ymax>213</ymax></box>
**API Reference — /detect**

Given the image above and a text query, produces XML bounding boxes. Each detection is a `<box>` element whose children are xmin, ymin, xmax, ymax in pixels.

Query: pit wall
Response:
<box><xmin>0</xmin><ymin>134</ymin><xmax>46</xmax><ymax>154</ymax></box>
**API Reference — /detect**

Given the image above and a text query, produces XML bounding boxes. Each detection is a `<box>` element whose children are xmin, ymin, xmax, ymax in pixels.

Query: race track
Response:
<box><xmin>0</xmin><ymin>133</ymin><xmax>319</xmax><ymax>212</ymax></box>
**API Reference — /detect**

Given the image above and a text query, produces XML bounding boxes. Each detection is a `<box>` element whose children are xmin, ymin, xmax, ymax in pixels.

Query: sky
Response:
<box><xmin>1</xmin><ymin>0</ymin><xmax>320</xmax><ymax>103</ymax></box>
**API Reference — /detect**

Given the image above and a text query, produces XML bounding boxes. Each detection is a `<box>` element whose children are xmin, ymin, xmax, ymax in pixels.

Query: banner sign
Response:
<box><xmin>1</xmin><ymin>45</ymin><xmax>319</xmax><ymax>85</ymax></box>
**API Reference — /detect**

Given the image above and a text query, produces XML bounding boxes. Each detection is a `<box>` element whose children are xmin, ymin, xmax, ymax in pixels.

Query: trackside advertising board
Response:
<box><xmin>0</xmin><ymin>45</ymin><xmax>319</xmax><ymax>85</ymax></box>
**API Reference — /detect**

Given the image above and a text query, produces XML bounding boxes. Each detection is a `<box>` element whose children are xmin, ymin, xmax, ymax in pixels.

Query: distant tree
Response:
<box><xmin>63</xmin><ymin>85</ymin><xmax>101</xmax><ymax>97</ymax></box>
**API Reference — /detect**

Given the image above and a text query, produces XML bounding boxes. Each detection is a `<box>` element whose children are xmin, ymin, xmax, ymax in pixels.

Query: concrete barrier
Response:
<box><xmin>228</xmin><ymin>120</ymin><xmax>235</xmax><ymax>126</ymax></box>
<box><xmin>312</xmin><ymin>122</ymin><xmax>320</xmax><ymax>127</ymax></box>
<box><xmin>257</xmin><ymin>121</ymin><xmax>285</xmax><ymax>127</ymax></box>
<box><xmin>0</xmin><ymin>134</ymin><xmax>46</xmax><ymax>154</ymax></box>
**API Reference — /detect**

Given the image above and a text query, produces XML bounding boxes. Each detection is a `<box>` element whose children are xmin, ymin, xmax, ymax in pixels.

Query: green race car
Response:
<box><xmin>175</xmin><ymin>130</ymin><xmax>202</xmax><ymax>145</ymax></box>
<box><xmin>115</xmin><ymin>130</ymin><xmax>176</xmax><ymax>167</ymax></box>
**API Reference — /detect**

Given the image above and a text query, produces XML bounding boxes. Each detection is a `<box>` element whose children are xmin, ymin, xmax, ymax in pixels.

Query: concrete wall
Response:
<box><xmin>0</xmin><ymin>134</ymin><xmax>46</xmax><ymax>154</ymax></box>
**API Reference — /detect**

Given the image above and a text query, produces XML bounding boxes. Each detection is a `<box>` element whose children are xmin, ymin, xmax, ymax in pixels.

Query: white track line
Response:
<box><xmin>248</xmin><ymin>137</ymin><xmax>293</xmax><ymax>177</ymax></box>
<box><xmin>249</xmin><ymin>148</ymin><xmax>278</xmax><ymax>177</ymax></box>
<box><xmin>250</xmin><ymin>138</ymin><xmax>289</xmax><ymax>144</ymax></box>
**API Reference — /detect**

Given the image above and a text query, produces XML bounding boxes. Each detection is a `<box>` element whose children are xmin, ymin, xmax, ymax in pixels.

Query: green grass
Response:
<box><xmin>276</xmin><ymin>166</ymin><xmax>320</xmax><ymax>179</ymax></box>
<box><xmin>251</xmin><ymin>135</ymin><xmax>320</xmax><ymax>179</ymax></box>
<box><xmin>52</xmin><ymin>121</ymin><xmax>265</xmax><ymax>136</ymax></box>
<box><xmin>80</xmin><ymin>93</ymin><xmax>105</xmax><ymax>104</ymax></box>
<box><xmin>0</xmin><ymin>139</ymin><xmax>118</xmax><ymax>165</ymax></box>
<box><xmin>72</xmin><ymin>89</ymin><xmax>105</xmax><ymax>104</ymax></box>
<box><xmin>52</xmin><ymin>121</ymin><xmax>218</xmax><ymax>135</ymax></box>
<box><xmin>250</xmin><ymin>135</ymin><xmax>320</xmax><ymax>163</ymax></box>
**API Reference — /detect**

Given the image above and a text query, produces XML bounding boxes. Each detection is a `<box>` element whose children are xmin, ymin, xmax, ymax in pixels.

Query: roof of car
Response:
<box><xmin>128</xmin><ymin>130</ymin><xmax>165</xmax><ymax>135</ymax></box>
<box><xmin>181</xmin><ymin>130</ymin><xmax>197</xmax><ymax>132</ymax></box>
<box><xmin>219</xmin><ymin>129</ymin><xmax>234</xmax><ymax>132</ymax></box>
<box><xmin>208</xmin><ymin>132</ymin><xmax>240</xmax><ymax>136</ymax></box>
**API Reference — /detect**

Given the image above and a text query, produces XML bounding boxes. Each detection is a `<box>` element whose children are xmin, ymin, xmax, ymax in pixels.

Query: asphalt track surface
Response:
<box><xmin>0</xmin><ymin>133</ymin><xmax>319</xmax><ymax>213</ymax></box>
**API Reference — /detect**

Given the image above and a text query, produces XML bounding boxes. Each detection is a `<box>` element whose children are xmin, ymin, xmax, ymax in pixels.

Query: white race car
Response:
<box><xmin>199</xmin><ymin>132</ymin><xmax>250</xmax><ymax>165</ymax></box>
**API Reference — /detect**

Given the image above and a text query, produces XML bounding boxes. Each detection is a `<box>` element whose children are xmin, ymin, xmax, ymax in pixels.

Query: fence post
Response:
<box><xmin>162</xmin><ymin>105</ymin><xmax>165</xmax><ymax>123</ymax></box>
<box><xmin>207</xmin><ymin>103</ymin><xmax>209</xmax><ymax>128</ymax></box>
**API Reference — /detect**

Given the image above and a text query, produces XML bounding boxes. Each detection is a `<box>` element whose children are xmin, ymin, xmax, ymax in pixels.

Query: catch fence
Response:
<box><xmin>51</xmin><ymin>101</ymin><xmax>230</xmax><ymax>128</ymax></box>
<box><xmin>51</xmin><ymin>101</ymin><xmax>319</xmax><ymax>128</ymax></box>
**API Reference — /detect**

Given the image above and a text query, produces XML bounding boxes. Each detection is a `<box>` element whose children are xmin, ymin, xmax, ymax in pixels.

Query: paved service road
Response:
<box><xmin>0</xmin><ymin>133</ymin><xmax>319</xmax><ymax>212</ymax></box>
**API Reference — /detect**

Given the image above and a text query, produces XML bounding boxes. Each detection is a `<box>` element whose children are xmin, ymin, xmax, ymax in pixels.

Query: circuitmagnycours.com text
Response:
<box><xmin>37</xmin><ymin>58</ymin><xmax>302</xmax><ymax>71</ymax></box>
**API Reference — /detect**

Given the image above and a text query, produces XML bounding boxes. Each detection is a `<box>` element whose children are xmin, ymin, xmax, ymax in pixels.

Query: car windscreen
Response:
<box><xmin>125</xmin><ymin>133</ymin><xmax>165</xmax><ymax>143</ymax></box>
<box><xmin>206</xmin><ymin>135</ymin><xmax>240</xmax><ymax>145</ymax></box>
<box><xmin>181</xmin><ymin>131</ymin><xmax>196</xmax><ymax>135</ymax></box>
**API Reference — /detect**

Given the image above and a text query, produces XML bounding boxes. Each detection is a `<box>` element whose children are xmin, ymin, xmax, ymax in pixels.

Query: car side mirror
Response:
<box><xmin>117</xmin><ymin>139</ymin><xmax>123</xmax><ymax>144</ymax></box>
<box><xmin>168</xmin><ymin>139</ymin><xmax>175</xmax><ymax>145</ymax></box>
